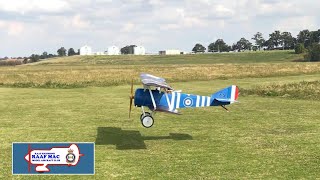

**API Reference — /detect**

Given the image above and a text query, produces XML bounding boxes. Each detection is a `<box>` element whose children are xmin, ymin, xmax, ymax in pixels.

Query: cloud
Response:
<box><xmin>71</xmin><ymin>15</ymin><xmax>90</xmax><ymax>29</ymax></box>
<box><xmin>213</xmin><ymin>4</ymin><xmax>234</xmax><ymax>16</ymax></box>
<box><xmin>0</xmin><ymin>0</ymin><xmax>70</xmax><ymax>14</ymax></box>
<box><xmin>276</xmin><ymin>16</ymin><xmax>318</xmax><ymax>35</ymax></box>
<box><xmin>0</xmin><ymin>0</ymin><xmax>319</xmax><ymax>57</ymax></box>
<box><xmin>0</xmin><ymin>20</ymin><xmax>5</xmax><ymax>27</ymax></box>
<box><xmin>8</xmin><ymin>22</ymin><xmax>24</xmax><ymax>36</ymax></box>
<box><xmin>121</xmin><ymin>22</ymin><xmax>135</xmax><ymax>32</ymax></box>
<box><xmin>160</xmin><ymin>24</ymin><xmax>180</xmax><ymax>30</ymax></box>
<box><xmin>0</xmin><ymin>20</ymin><xmax>24</xmax><ymax>36</ymax></box>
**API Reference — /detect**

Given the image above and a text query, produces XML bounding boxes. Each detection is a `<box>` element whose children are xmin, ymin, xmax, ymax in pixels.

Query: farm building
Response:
<box><xmin>80</xmin><ymin>45</ymin><xmax>92</xmax><ymax>55</ymax></box>
<box><xmin>133</xmin><ymin>46</ymin><xmax>146</xmax><ymax>55</ymax></box>
<box><xmin>159</xmin><ymin>49</ymin><xmax>183</xmax><ymax>55</ymax></box>
<box><xmin>106</xmin><ymin>46</ymin><xmax>120</xmax><ymax>55</ymax></box>
<box><xmin>93</xmin><ymin>52</ymin><xmax>105</xmax><ymax>55</ymax></box>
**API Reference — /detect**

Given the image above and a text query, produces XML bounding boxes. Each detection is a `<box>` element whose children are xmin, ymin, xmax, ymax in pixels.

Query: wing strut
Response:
<box><xmin>148</xmin><ymin>89</ymin><xmax>157</xmax><ymax>110</ymax></box>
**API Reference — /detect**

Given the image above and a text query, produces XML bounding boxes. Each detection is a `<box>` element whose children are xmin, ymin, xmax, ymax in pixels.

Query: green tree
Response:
<box><xmin>281</xmin><ymin>32</ymin><xmax>294</xmax><ymax>50</ymax></box>
<box><xmin>208</xmin><ymin>42</ymin><xmax>215</xmax><ymax>52</ymax></box>
<box><xmin>128</xmin><ymin>45</ymin><xmax>136</xmax><ymax>54</ymax></box>
<box><xmin>48</xmin><ymin>54</ymin><xmax>56</xmax><ymax>58</ymax></box>
<box><xmin>269</xmin><ymin>30</ymin><xmax>282</xmax><ymax>48</ymax></box>
<box><xmin>23</xmin><ymin>58</ymin><xmax>28</xmax><ymax>64</ymax></box>
<box><xmin>30</xmin><ymin>54</ymin><xmax>40</xmax><ymax>62</ymax></box>
<box><xmin>305</xmin><ymin>43</ymin><xmax>320</xmax><ymax>62</ymax></box>
<box><xmin>231</xmin><ymin>43</ymin><xmax>238</xmax><ymax>51</ymax></box>
<box><xmin>208</xmin><ymin>39</ymin><xmax>229</xmax><ymax>52</ymax></box>
<box><xmin>295</xmin><ymin>43</ymin><xmax>305</xmax><ymax>54</ymax></box>
<box><xmin>40</xmin><ymin>51</ymin><xmax>48</xmax><ymax>59</ymax></box>
<box><xmin>235</xmin><ymin>38</ymin><xmax>252</xmax><ymax>51</ymax></box>
<box><xmin>192</xmin><ymin>43</ymin><xmax>206</xmax><ymax>53</ymax></box>
<box><xmin>297</xmin><ymin>29</ymin><xmax>311</xmax><ymax>48</ymax></box>
<box><xmin>252</xmin><ymin>46</ymin><xmax>258</xmax><ymax>51</ymax></box>
<box><xmin>252</xmin><ymin>32</ymin><xmax>265</xmax><ymax>50</ymax></box>
<box><xmin>263</xmin><ymin>39</ymin><xmax>274</xmax><ymax>50</ymax></box>
<box><xmin>68</xmin><ymin>48</ymin><xmax>76</xmax><ymax>56</ymax></box>
<box><xmin>121</xmin><ymin>45</ymin><xmax>136</xmax><ymax>54</ymax></box>
<box><xmin>121</xmin><ymin>46</ymin><xmax>129</xmax><ymax>54</ymax></box>
<box><xmin>309</xmin><ymin>30</ymin><xmax>320</xmax><ymax>45</ymax></box>
<box><xmin>57</xmin><ymin>47</ymin><xmax>67</xmax><ymax>56</ymax></box>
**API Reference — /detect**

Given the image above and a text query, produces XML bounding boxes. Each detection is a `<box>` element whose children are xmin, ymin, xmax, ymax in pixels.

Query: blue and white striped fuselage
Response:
<box><xmin>134</xmin><ymin>88</ymin><xmax>228</xmax><ymax>112</ymax></box>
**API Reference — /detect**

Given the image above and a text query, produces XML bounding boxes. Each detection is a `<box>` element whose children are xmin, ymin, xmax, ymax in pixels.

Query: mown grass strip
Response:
<box><xmin>35</xmin><ymin>50</ymin><xmax>304</xmax><ymax>65</ymax></box>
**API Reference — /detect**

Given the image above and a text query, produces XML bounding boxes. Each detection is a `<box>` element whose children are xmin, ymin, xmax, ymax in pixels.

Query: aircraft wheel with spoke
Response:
<box><xmin>140</xmin><ymin>112</ymin><xmax>151</xmax><ymax>120</ymax></box>
<box><xmin>141</xmin><ymin>115</ymin><xmax>154</xmax><ymax>128</ymax></box>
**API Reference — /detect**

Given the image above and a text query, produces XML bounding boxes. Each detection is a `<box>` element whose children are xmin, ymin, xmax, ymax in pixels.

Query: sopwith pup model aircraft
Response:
<box><xmin>129</xmin><ymin>73</ymin><xmax>239</xmax><ymax>128</ymax></box>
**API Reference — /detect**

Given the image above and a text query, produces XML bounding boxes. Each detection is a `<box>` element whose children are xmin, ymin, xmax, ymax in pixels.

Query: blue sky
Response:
<box><xmin>0</xmin><ymin>0</ymin><xmax>319</xmax><ymax>57</ymax></box>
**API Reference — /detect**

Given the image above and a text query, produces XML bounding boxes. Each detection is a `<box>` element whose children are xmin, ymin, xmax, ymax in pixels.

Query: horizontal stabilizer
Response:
<box><xmin>214</xmin><ymin>98</ymin><xmax>238</xmax><ymax>103</ymax></box>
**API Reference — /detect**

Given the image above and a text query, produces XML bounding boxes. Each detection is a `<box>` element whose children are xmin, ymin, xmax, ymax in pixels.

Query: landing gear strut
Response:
<box><xmin>140</xmin><ymin>112</ymin><xmax>151</xmax><ymax>120</ymax></box>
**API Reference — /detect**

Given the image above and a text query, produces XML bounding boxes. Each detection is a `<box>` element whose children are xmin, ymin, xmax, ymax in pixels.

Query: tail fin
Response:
<box><xmin>210</xmin><ymin>85</ymin><xmax>239</xmax><ymax>106</ymax></box>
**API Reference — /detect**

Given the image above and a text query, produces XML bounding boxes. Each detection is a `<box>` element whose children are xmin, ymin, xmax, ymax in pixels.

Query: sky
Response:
<box><xmin>0</xmin><ymin>0</ymin><xmax>319</xmax><ymax>57</ymax></box>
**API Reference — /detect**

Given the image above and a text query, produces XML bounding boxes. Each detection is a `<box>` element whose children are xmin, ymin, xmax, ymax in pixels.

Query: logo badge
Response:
<box><xmin>66</xmin><ymin>149</ymin><xmax>76</xmax><ymax>163</ymax></box>
<box><xmin>12</xmin><ymin>142</ymin><xmax>94</xmax><ymax>175</ymax></box>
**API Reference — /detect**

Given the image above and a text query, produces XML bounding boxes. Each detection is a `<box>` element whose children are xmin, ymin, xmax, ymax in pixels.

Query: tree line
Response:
<box><xmin>1</xmin><ymin>28</ymin><xmax>319</xmax><ymax>64</ymax></box>
<box><xmin>24</xmin><ymin>45</ymin><xmax>139</xmax><ymax>63</ymax></box>
<box><xmin>25</xmin><ymin>47</ymin><xmax>79</xmax><ymax>63</ymax></box>
<box><xmin>192</xmin><ymin>29</ymin><xmax>320</xmax><ymax>53</ymax></box>
<box><xmin>16</xmin><ymin>45</ymin><xmax>139</xmax><ymax>64</ymax></box>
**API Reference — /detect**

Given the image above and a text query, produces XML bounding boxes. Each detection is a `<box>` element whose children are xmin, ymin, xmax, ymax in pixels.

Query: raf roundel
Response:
<box><xmin>183</xmin><ymin>97</ymin><xmax>193</xmax><ymax>107</ymax></box>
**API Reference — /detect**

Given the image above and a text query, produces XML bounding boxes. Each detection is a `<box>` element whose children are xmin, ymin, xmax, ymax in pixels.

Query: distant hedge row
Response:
<box><xmin>0</xmin><ymin>60</ymin><xmax>23</xmax><ymax>66</ymax></box>
<box><xmin>295</xmin><ymin>43</ymin><xmax>320</xmax><ymax>61</ymax></box>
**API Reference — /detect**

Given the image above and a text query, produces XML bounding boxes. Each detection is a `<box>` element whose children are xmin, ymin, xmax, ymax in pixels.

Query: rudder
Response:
<box><xmin>210</xmin><ymin>85</ymin><xmax>239</xmax><ymax>105</ymax></box>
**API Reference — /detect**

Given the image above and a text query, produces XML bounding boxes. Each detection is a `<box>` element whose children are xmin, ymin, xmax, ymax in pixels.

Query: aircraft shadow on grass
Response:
<box><xmin>95</xmin><ymin>127</ymin><xmax>193</xmax><ymax>150</ymax></box>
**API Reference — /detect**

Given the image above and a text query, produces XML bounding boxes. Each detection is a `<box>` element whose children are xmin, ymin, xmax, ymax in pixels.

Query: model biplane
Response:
<box><xmin>129</xmin><ymin>73</ymin><xmax>239</xmax><ymax>128</ymax></box>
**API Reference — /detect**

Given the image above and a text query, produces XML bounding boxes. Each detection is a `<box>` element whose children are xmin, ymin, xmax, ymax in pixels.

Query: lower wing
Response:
<box><xmin>154</xmin><ymin>106</ymin><xmax>181</xmax><ymax>115</ymax></box>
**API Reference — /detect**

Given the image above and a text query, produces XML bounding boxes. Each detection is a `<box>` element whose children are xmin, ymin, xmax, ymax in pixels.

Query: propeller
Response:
<box><xmin>129</xmin><ymin>79</ymin><xmax>134</xmax><ymax>119</ymax></box>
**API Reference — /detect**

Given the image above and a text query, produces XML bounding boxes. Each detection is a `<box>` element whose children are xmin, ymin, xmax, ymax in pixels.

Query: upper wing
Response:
<box><xmin>140</xmin><ymin>73</ymin><xmax>166</xmax><ymax>82</ymax></box>
<box><xmin>140</xmin><ymin>73</ymin><xmax>174</xmax><ymax>90</ymax></box>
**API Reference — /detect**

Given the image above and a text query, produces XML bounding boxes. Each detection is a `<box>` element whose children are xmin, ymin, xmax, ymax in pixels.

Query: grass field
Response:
<box><xmin>1</xmin><ymin>51</ymin><xmax>320</xmax><ymax>179</ymax></box>
<box><xmin>0</xmin><ymin>51</ymin><xmax>319</xmax><ymax>88</ymax></box>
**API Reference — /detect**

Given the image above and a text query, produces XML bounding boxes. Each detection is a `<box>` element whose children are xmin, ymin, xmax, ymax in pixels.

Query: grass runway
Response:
<box><xmin>0</xmin><ymin>51</ymin><xmax>320</xmax><ymax>179</ymax></box>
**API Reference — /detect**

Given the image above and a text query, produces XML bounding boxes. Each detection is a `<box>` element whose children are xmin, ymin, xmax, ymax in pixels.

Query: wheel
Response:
<box><xmin>140</xmin><ymin>112</ymin><xmax>151</xmax><ymax>120</ymax></box>
<box><xmin>141</xmin><ymin>115</ymin><xmax>154</xmax><ymax>128</ymax></box>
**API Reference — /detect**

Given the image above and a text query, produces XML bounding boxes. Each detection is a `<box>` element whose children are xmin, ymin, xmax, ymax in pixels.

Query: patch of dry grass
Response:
<box><xmin>1</xmin><ymin>62</ymin><xmax>320</xmax><ymax>88</ymax></box>
<box><xmin>0</xmin><ymin>51</ymin><xmax>319</xmax><ymax>88</ymax></box>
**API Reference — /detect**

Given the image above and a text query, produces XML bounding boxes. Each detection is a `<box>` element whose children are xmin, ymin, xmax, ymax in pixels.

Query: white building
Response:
<box><xmin>106</xmin><ymin>46</ymin><xmax>120</xmax><ymax>55</ymax></box>
<box><xmin>93</xmin><ymin>52</ymin><xmax>105</xmax><ymax>55</ymax></box>
<box><xmin>159</xmin><ymin>49</ymin><xmax>182</xmax><ymax>55</ymax></box>
<box><xmin>133</xmin><ymin>46</ymin><xmax>146</xmax><ymax>55</ymax></box>
<box><xmin>80</xmin><ymin>45</ymin><xmax>92</xmax><ymax>55</ymax></box>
